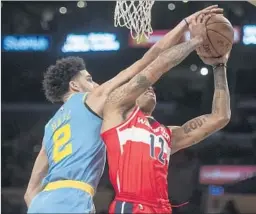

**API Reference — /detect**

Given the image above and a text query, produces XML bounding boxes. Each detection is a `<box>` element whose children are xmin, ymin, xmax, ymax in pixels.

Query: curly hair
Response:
<box><xmin>43</xmin><ymin>56</ymin><xmax>86</xmax><ymax>103</ymax></box>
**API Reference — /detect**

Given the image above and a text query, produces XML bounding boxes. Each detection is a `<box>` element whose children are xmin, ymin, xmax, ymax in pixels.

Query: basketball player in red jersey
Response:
<box><xmin>24</xmin><ymin>5</ymin><xmax>223</xmax><ymax>211</ymax></box>
<box><xmin>101</xmin><ymin>15</ymin><xmax>231</xmax><ymax>213</ymax></box>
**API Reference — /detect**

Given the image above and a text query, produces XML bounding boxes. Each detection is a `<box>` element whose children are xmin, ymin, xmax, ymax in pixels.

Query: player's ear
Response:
<box><xmin>69</xmin><ymin>80</ymin><xmax>81</xmax><ymax>92</ymax></box>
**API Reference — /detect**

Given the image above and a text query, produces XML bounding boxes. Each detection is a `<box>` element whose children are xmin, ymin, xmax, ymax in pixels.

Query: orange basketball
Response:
<box><xmin>197</xmin><ymin>14</ymin><xmax>234</xmax><ymax>57</ymax></box>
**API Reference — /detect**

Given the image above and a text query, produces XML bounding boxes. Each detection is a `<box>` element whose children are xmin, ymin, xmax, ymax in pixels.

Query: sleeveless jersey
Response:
<box><xmin>101</xmin><ymin>106</ymin><xmax>172</xmax><ymax>204</ymax></box>
<box><xmin>42</xmin><ymin>93</ymin><xmax>106</xmax><ymax>190</ymax></box>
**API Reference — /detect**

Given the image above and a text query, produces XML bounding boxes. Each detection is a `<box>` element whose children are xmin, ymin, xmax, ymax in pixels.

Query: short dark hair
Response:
<box><xmin>43</xmin><ymin>56</ymin><xmax>86</xmax><ymax>103</ymax></box>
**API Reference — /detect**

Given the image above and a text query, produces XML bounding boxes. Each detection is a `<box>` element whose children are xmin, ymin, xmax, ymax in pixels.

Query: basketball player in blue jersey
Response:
<box><xmin>24</xmin><ymin>5</ymin><xmax>222</xmax><ymax>213</ymax></box>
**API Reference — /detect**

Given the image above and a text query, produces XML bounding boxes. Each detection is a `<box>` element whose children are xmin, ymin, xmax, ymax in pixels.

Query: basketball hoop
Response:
<box><xmin>114</xmin><ymin>0</ymin><xmax>155</xmax><ymax>42</ymax></box>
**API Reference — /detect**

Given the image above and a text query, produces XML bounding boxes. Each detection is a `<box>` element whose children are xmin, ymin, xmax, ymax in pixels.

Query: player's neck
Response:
<box><xmin>136</xmin><ymin>105</ymin><xmax>153</xmax><ymax>117</ymax></box>
<box><xmin>142</xmin><ymin>111</ymin><xmax>153</xmax><ymax>117</ymax></box>
<box><xmin>63</xmin><ymin>92</ymin><xmax>75</xmax><ymax>102</ymax></box>
<box><xmin>139</xmin><ymin>108</ymin><xmax>153</xmax><ymax>117</ymax></box>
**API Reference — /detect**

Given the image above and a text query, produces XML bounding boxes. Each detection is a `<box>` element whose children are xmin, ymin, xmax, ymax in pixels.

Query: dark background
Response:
<box><xmin>2</xmin><ymin>1</ymin><xmax>256</xmax><ymax>214</ymax></box>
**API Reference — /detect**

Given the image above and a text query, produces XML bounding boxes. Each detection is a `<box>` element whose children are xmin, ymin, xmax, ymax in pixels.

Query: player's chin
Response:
<box><xmin>148</xmin><ymin>94</ymin><xmax>156</xmax><ymax>102</ymax></box>
<box><xmin>147</xmin><ymin>96</ymin><xmax>157</xmax><ymax>108</ymax></box>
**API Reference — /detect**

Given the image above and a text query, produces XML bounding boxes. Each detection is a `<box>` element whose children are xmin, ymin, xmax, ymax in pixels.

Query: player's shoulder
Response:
<box><xmin>44</xmin><ymin>110</ymin><xmax>60</xmax><ymax>132</ymax></box>
<box><xmin>122</xmin><ymin>106</ymin><xmax>142</xmax><ymax>126</ymax></box>
<box><xmin>44</xmin><ymin>102</ymin><xmax>72</xmax><ymax>130</ymax></box>
<box><xmin>65</xmin><ymin>92</ymin><xmax>88</xmax><ymax>105</ymax></box>
<box><xmin>45</xmin><ymin>118</ymin><xmax>52</xmax><ymax>129</ymax></box>
<box><xmin>102</xmin><ymin>106</ymin><xmax>140</xmax><ymax>136</ymax></box>
<box><xmin>62</xmin><ymin>92</ymin><xmax>90</xmax><ymax>113</ymax></box>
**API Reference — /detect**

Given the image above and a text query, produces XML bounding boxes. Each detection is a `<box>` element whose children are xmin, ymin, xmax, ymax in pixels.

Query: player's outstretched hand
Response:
<box><xmin>189</xmin><ymin>13</ymin><xmax>212</xmax><ymax>44</ymax></box>
<box><xmin>185</xmin><ymin>5</ymin><xmax>224</xmax><ymax>25</ymax></box>
<box><xmin>198</xmin><ymin>52</ymin><xmax>231</xmax><ymax>66</ymax></box>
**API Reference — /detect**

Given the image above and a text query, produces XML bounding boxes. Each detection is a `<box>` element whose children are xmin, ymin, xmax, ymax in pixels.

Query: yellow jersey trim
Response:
<box><xmin>43</xmin><ymin>180</ymin><xmax>95</xmax><ymax>196</ymax></box>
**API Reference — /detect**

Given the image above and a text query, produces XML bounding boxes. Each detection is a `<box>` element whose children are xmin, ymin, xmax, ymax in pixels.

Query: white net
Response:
<box><xmin>114</xmin><ymin>0</ymin><xmax>155</xmax><ymax>42</ymax></box>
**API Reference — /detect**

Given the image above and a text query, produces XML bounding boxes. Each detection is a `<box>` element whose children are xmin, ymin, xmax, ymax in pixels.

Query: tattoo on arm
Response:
<box><xmin>161</xmin><ymin>38</ymin><xmax>201</xmax><ymax>69</ymax></box>
<box><xmin>212</xmin><ymin>91</ymin><xmax>221</xmax><ymax>114</ymax></box>
<box><xmin>212</xmin><ymin>66</ymin><xmax>230</xmax><ymax>116</ymax></box>
<box><xmin>171</xmin><ymin>67</ymin><xmax>231</xmax><ymax>153</ymax></box>
<box><xmin>214</xmin><ymin>67</ymin><xmax>227</xmax><ymax>90</ymax></box>
<box><xmin>134</xmin><ymin>74</ymin><xmax>152</xmax><ymax>90</ymax></box>
<box><xmin>106</xmin><ymin>38</ymin><xmax>201</xmax><ymax>110</ymax></box>
<box><xmin>107</xmin><ymin>74</ymin><xmax>152</xmax><ymax>104</ymax></box>
<box><xmin>183</xmin><ymin>115</ymin><xmax>209</xmax><ymax>134</ymax></box>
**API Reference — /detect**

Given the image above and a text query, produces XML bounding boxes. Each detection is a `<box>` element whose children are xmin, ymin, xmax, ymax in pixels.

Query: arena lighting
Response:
<box><xmin>2</xmin><ymin>35</ymin><xmax>50</xmax><ymax>52</ymax></box>
<box><xmin>199</xmin><ymin>165</ymin><xmax>256</xmax><ymax>185</ymax></box>
<box><xmin>208</xmin><ymin>185</ymin><xmax>224</xmax><ymax>196</ymax></box>
<box><xmin>129</xmin><ymin>26</ymin><xmax>241</xmax><ymax>48</ymax></box>
<box><xmin>190</xmin><ymin>64</ymin><xmax>197</xmax><ymax>72</ymax></box>
<box><xmin>59</xmin><ymin>7</ymin><xmax>67</xmax><ymax>14</ymax></box>
<box><xmin>185</xmin><ymin>27</ymin><xmax>241</xmax><ymax>43</ymax></box>
<box><xmin>200</xmin><ymin>67</ymin><xmax>208</xmax><ymax>76</ymax></box>
<box><xmin>167</xmin><ymin>3</ymin><xmax>175</xmax><ymax>11</ymax></box>
<box><xmin>243</xmin><ymin>25</ymin><xmax>256</xmax><ymax>45</ymax></box>
<box><xmin>61</xmin><ymin>33</ymin><xmax>120</xmax><ymax>53</ymax></box>
<box><xmin>77</xmin><ymin>1</ymin><xmax>86</xmax><ymax>8</ymax></box>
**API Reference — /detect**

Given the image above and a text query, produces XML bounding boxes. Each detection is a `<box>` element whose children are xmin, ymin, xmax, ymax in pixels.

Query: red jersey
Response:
<box><xmin>101</xmin><ymin>106</ymin><xmax>172</xmax><ymax>206</ymax></box>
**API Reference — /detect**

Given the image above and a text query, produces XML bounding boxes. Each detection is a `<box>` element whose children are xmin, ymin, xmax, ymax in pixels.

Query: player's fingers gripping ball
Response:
<box><xmin>195</xmin><ymin>14</ymin><xmax>234</xmax><ymax>58</ymax></box>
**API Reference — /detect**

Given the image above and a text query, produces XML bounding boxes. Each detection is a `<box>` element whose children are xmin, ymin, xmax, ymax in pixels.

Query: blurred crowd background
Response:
<box><xmin>2</xmin><ymin>1</ymin><xmax>256</xmax><ymax>214</ymax></box>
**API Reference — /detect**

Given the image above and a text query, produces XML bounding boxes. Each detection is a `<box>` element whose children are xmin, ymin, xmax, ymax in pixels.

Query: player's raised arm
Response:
<box><xmin>87</xmin><ymin>5</ymin><xmax>223</xmax><ymax>100</ymax></box>
<box><xmin>169</xmin><ymin>54</ymin><xmax>231</xmax><ymax>154</ymax></box>
<box><xmin>24</xmin><ymin>145</ymin><xmax>48</xmax><ymax>207</ymax></box>
<box><xmin>103</xmin><ymin>15</ymin><xmax>211</xmax><ymax>114</ymax></box>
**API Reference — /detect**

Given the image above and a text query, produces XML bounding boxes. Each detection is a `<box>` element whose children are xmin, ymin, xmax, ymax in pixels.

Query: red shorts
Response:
<box><xmin>109</xmin><ymin>199</ymin><xmax>172</xmax><ymax>214</ymax></box>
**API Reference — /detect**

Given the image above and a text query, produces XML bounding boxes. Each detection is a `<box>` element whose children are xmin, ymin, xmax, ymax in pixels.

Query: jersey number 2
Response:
<box><xmin>53</xmin><ymin>123</ymin><xmax>72</xmax><ymax>163</ymax></box>
<box><xmin>149</xmin><ymin>134</ymin><xmax>165</xmax><ymax>164</ymax></box>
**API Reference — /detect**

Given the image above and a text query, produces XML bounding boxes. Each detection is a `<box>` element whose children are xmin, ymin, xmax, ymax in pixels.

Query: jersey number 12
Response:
<box><xmin>53</xmin><ymin>123</ymin><xmax>72</xmax><ymax>163</ymax></box>
<box><xmin>149</xmin><ymin>134</ymin><xmax>166</xmax><ymax>164</ymax></box>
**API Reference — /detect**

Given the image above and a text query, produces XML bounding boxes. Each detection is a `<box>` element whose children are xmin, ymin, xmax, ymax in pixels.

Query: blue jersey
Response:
<box><xmin>42</xmin><ymin>93</ymin><xmax>106</xmax><ymax>190</ymax></box>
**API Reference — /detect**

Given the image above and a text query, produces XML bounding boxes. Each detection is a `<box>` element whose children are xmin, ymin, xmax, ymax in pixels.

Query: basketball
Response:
<box><xmin>197</xmin><ymin>14</ymin><xmax>234</xmax><ymax>57</ymax></box>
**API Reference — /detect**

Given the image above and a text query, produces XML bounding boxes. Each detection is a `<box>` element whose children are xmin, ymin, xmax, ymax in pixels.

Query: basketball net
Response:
<box><xmin>114</xmin><ymin>0</ymin><xmax>155</xmax><ymax>42</ymax></box>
